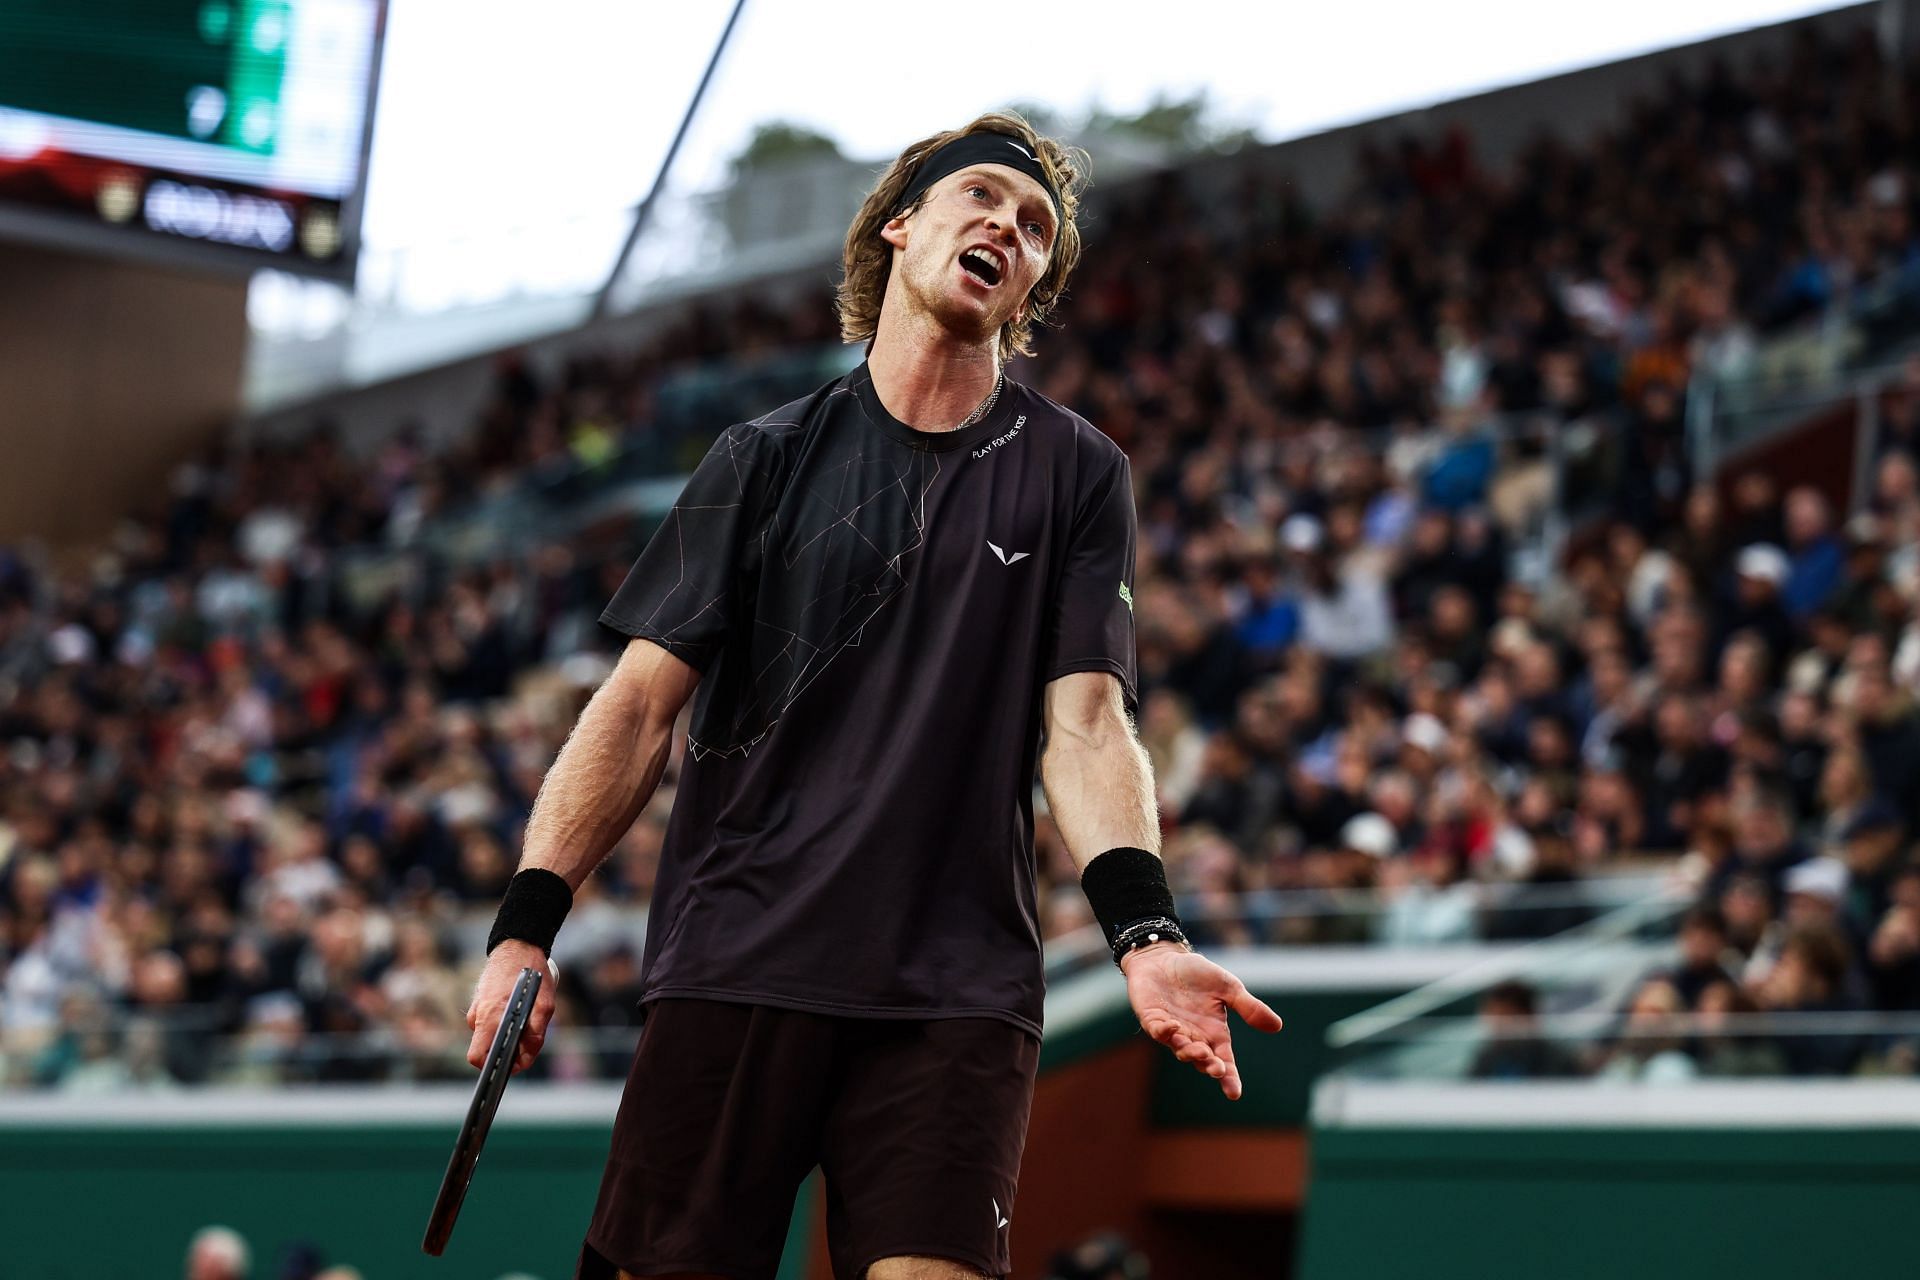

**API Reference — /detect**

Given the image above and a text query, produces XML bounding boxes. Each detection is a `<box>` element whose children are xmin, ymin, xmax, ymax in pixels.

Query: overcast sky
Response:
<box><xmin>357</xmin><ymin>0</ymin><xmax>1852</xmax><ymax>252</ymax></box>
<box><xmin>243</xmin><ymin>0</ymin><xmax>1856</xmax><ymax>338</ymax></box>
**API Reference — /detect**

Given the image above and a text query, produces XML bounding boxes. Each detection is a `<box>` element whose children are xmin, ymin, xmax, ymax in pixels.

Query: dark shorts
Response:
<box><xmin>575</xmin><ymin>997</ymin><xmax>1041</xmax><ymax>1280</ymax></box>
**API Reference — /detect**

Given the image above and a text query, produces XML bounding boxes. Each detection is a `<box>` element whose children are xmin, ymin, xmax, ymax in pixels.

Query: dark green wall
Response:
<box><xmin>1149</xmin><ymin>988</ymin><xmax>1414</xmax><ymax>1128</ymax></box>
<box><xmin>2</xmin><ymin>970</ymin><xmax>1418</xmax><ymax>1276</ymax></box>
<box><xmin>4</xmin><ymin>1122</ymin><xmax>816</xmax><ymax>1280</ymax></box>
<box><xmin>1298</xmin><ymin>1126</ymin><xmax>1920</xmax><ymax>1279</ymax></box>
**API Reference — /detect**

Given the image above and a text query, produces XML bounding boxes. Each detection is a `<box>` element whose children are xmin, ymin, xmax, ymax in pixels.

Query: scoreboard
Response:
<box><xmin>0</xmin><ymin>0</ymin><xmax>385</xmax><ymax>279</ymax></box>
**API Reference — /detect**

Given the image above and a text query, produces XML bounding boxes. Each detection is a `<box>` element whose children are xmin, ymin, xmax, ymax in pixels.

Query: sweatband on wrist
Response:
<box><xmin>1080</xmin><ymin>846</ymin><xmax>1181</xmax><ymax>947</ymax></box>
<box><xmin>486</xmin><ymin>868</ymin><xmax>574</xmax><ymax>956</ymax></box>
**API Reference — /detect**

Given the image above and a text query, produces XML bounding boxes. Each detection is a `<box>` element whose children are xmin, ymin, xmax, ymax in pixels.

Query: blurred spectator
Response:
<box><xmin>3</xmin><ymin>24</ymin><xmax>1920</xmax><ymax>1086</ymax></box>
<box><xmin>1468</xmin><ymin>980</ymin><xmax>1583</xmax><ymax>1080</ymax></box>
<box><xmin>1293</xmin><ymin>515</ymin><xmax>1395</xmax><ymax>662</ymax></box>
<box><xmin>1376</xmin><ymin>842</ymin><xmax>1476</xmax><ymax>947</ymax></box>
<box><xmin>1045</xmin><ymin>1231</ymin><xmax>1150</xmax><ymax>1280</ymax></box>
<box><xmin>185</xmin><ymin>1226</ymin><xmax>251</xmax><ymax>1280</ymax></box>
<box><xmin>1724</xmin><ymin>546</ymin><xmax>1796</xmax><ymax>671</ymax></box>
<box><xmin>1230</xmin><ymin>554</ymin><xmax>1298</xmax><ymax>667</ymax></box>
<box><xmin>1782</xmin><ymin>487</ymin><xmax>1845</xmax><ymax>619</ymax></box>
<box><xmin>1706</xmin><ymin>788</ymin><xmax>1810</xmax><ymax>907</ymax></box>
<box><xmin>1782</xmin><ymin>858</ymin><xmax>1851</xmax><ymax>933</ymax></box>
<box><xmin>1692</xmin><ymin>980</ymin><xmax>1786</xmax><ymax>1077</ymax></box>
<box><xmin>127</xmin><ymin>950</ymin><xmax>212</xmax><ymax>1084</ymax></box>
<box><xmin>1843</xmin><ymin>655</ymin><xmax>1920</xmax><ymax>831</ymax></box>
<box><xmin>1837</xmin><ymin>803</ymin><xmax>1906</xmax><ymax>938</ymax></box>
<box><xmin>1762</xmin><ymin>925</ymin><xmax>1865</xmax><ymax>1075</ymax></box>
<box><xmin>1664</xmin><ymin>905</ymin><xmax>1739</xmax><ymax>1009</ymax></box>
<box><xmin>1599</xmin><ymin>979</ymin><xmax>1699</xmax><ymax>1083</ymax></box>
<box><xmin>1303</xmin><ymin>813</ymin><xmax>1395</xmax><ymax>946</ymax></box>
<box><xmin>1866</xmin><ymin>863</ymin><xmax>1920</xmax><ymax>1013</ymax></box>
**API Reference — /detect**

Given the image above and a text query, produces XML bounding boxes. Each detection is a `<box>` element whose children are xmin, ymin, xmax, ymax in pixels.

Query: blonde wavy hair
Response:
<box><xmin>837</xmin><ymin>110</ymin><xmax>1090</xmax><ymax>361</ymax></box>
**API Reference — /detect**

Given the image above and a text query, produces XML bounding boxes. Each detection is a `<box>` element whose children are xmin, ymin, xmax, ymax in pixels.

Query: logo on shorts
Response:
<box><xmin>992</xmin><ymin>1196</ymin><xmax>1010</xmax><ymax>1230</ymax></box>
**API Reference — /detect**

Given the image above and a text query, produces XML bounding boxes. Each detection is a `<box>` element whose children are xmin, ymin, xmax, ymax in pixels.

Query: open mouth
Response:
<box><xmin>959</xmin><ymin>246</ymin><xmax>1004</xmax><ymax>287</ymax></box>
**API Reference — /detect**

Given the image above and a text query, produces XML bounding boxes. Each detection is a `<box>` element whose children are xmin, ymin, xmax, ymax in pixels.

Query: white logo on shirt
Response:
<box><xmin>988</xmin><ymin>540</ymin><xmax>1030</xmax><ymax>566</ymax></box>
<box><xmin>992</xmin><ymin>1196</ymin><xmax>1011</xmax><ymax>1229</ymax></box>
<box><xmin>972</xmin><ymin>414</ymin><xmax>1026</xmax><ymax>459</ymax></box>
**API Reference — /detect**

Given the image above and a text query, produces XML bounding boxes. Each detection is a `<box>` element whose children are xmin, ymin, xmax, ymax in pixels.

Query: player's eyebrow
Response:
<box><xmin>959</xmin><ymin>168</ymin><xmax>1057</xmax><ymax>239</ymax></box>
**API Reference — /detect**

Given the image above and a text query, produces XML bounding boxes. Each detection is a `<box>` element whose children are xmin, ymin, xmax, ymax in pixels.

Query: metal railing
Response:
<box><xmin>1325</xmin><ymin>883</ymin><xmax>1694</xmax><ymax>1053</ymax></box>
<box><xmin>1688</xmin><ymin>256</ymin><xmax>1920</xmax><ymax>484</ymax></box>
<box><xmin>0</xmin><ymin>874</ymin><xmax>1677</xmax><ymax>1092</ymax></box>
<box><xmin>11</xmin><ymin>1015</ymin><xmax>647</xmax><ymax>1090</ymax></box>
<box><xmin>1325</xmin><ymin>1010</ymin><xmax>1920</xmax><ymax>1084</ymax></box>
<box><xmin>1322</xmin><ymin>882</ymin><xmax>1920</xmax><ymax>1086</ymax></box>
<box><xmin>320</xmin><ymin>341</ymin><xmax>861</xmax><ymax>617</ymax></box>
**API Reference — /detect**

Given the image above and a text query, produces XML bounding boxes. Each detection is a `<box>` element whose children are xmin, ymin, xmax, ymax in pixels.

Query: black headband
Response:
<box><xmin>893</xmin><ymin>131</ymin><xmax>1064</xmax><ymax>227</ymax></box>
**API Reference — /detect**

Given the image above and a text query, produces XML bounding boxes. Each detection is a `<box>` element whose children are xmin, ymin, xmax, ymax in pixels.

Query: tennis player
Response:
<box><xmin>466</xmin><ymin>111</ymin><xmax>1283</xmax><ymax>1280</ymax></box>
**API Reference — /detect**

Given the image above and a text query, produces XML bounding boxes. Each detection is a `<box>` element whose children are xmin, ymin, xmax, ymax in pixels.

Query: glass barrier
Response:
<box><xmin>1329</xmin><ymin>1012</ymin><xmax>1920</xmax><ymax>1085</ymax></box>
<box><xmin>0</xmin><ymin>875</ymin><xmax>1675</xmax><ymax>1092</ymax></box>
<box><xmin>1325</xmin><ymin>885</ymin><xmax>1693</xmax><ymax>1056</ymax></box>
<box><xmin>1690</xmin><ymin>257</ymin><xmax>1920</xmax><ymax>470</ymax></box>
<box><xmin>314</xmin><ymin>341</ymin><xmax>861</xmax><ymax>616</ymax></box>
<box><xmin>411</xmin><ymin>342</ymin><xmax>860</xmax><ymax>557</ymax></box>
<box><xmin>1173</xmin><ymin>873</ymin><xmax>1671</xmax><ymax>951</ymax></box>
<box><xmin>23</xmin><ymin>997</ymin><xmax>1914</xmax><ymax>1094</ymax></box>
<box><xmin>8</xmin><ymin>1012</ymin><xmax>646</xmax><ymax>1090</ymax></box>
<box><xmin>1323</xmin><ymin>886</ymin><xmax>1920</xmax><ymax>1084</ymax></box>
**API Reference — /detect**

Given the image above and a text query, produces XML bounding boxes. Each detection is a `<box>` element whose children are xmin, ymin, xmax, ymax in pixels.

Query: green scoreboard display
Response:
<box><xmin>0</xmin><ymin>1</ymin><xmax>385</xmax><ymax>278</ymax></box>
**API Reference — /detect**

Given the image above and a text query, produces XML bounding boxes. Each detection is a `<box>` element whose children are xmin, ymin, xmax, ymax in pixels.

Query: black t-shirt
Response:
<box><xmin>599</xmin><ymin>361</ymin><xmax>1138</xmax><ymax>1038</ymax></box>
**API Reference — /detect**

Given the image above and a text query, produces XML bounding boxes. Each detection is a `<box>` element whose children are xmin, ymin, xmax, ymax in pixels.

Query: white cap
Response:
<box><xmin>1403</xmin><ymin>712</ymin><xmax>1449</xmax><ymax>754</ymax></box>
<box><xmin>1488</xmin><ymin>617</ymin><xmax>1536</xmax><ymax>658</ymax></box>
<box><xmin>1281</xmin><ymin>513</ymin><xmax>1324</xmax><ymax>554</ymax></box>
<box><xmin>1491</xmin><ymin>825</ymin><xmax>1537</xmax><ymax>877</ymax></box>
<box><xmin>1736</xmin><ymin>543</ymin><xmax>1790</xmax><ymax>586</ymax></box>
<box><xmin>46</xmin><ymin>623</ymin><xmax>95</xmax><ymax>666</ymax></box>
<box><xmin>1340</xmin><ymin>812</ymin><xmax>1399</xmax><ymax>858</ymax></box>
<box><xmin>1785</xmin><ymin>857</ymin><xmax>1848</xmax><ymax>903</ymax></box>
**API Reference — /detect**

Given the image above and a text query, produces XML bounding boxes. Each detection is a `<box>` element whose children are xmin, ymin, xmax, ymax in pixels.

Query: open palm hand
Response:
<box><xmin>1123</xmin><ymin>944</ymin><xmax>1284</xmax><ymax>1100</ymax></box>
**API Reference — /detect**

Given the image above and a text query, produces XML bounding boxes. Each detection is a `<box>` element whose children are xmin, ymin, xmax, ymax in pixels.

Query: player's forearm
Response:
<box><xmin>516</xmin><ymin>677</ymin><xmax>676</xmax><ymax>891</ymax></box>
<box><xmin>1039</xmin><ymin>715</ymin><xmax>1160</xmax><ymax>873</ymax></box>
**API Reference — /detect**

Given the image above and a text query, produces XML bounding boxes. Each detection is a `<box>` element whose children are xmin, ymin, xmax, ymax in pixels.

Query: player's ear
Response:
<box><xmin>880</xmin><ymin>213</ymin><xmax>910</xmax><ymax>252</ymax></box>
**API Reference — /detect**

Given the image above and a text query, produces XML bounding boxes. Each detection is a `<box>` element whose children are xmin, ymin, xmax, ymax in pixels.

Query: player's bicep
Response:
<box><xmin>1041</xmin><ymin>669</ymin><xmax>1130</xmax><ymax>751</ymax></box>
<box><xmin>606</xmin><ymin>637</ymin><xmax>703</xmax><ymax>732</ymax></box>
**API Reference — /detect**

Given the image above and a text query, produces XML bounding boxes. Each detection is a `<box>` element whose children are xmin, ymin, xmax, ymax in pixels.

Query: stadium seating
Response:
<box><xmin>2</xmin><ymin>25</ymin><xmax>1919</xmax><ymax>1103</ymax></box>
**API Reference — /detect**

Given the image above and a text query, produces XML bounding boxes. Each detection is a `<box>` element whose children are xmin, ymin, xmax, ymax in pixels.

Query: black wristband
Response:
<box><xmin>486</xmin><ymin>868</ymin><xmax>574</xmax><ymax>956</ymax></box>
<box><xmin>1080</xmin><ymin>846</ymin><xmax>1182</xmax><ymax>949</ymax></box>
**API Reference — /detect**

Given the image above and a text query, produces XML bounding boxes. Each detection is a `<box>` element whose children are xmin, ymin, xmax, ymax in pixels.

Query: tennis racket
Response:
<box><xmin>422</xmin><ymin>965</ymin><xmax>542</xmax><ymax>1256</ymax></box>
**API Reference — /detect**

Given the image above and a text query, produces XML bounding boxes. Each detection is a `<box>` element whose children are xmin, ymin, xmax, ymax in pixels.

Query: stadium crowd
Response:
<box><xmin>3</xmin><ymin>27</ymin><xmax>1920</xmax><ymax>1087</ymax></box>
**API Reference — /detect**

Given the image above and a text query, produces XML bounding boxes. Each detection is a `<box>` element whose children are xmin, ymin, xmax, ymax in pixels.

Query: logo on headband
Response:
<box><xmin>895</xmin><ymin>132</ymin><xmax>1062</xmax><ymax>222</ymax></box>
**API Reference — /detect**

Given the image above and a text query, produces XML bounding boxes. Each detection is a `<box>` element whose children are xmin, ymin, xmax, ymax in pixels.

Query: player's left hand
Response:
<box><xmin>1121</xmin><ymin>942</ymin><xmax>1283</xmax><ymax>1100</ymax></box>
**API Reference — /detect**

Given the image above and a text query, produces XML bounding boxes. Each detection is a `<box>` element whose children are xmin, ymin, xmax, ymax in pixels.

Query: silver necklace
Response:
<box><xmin>959</xmin><ymin>371</ymin><xmax>1004</xmax><ymax>428</ymax></box>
